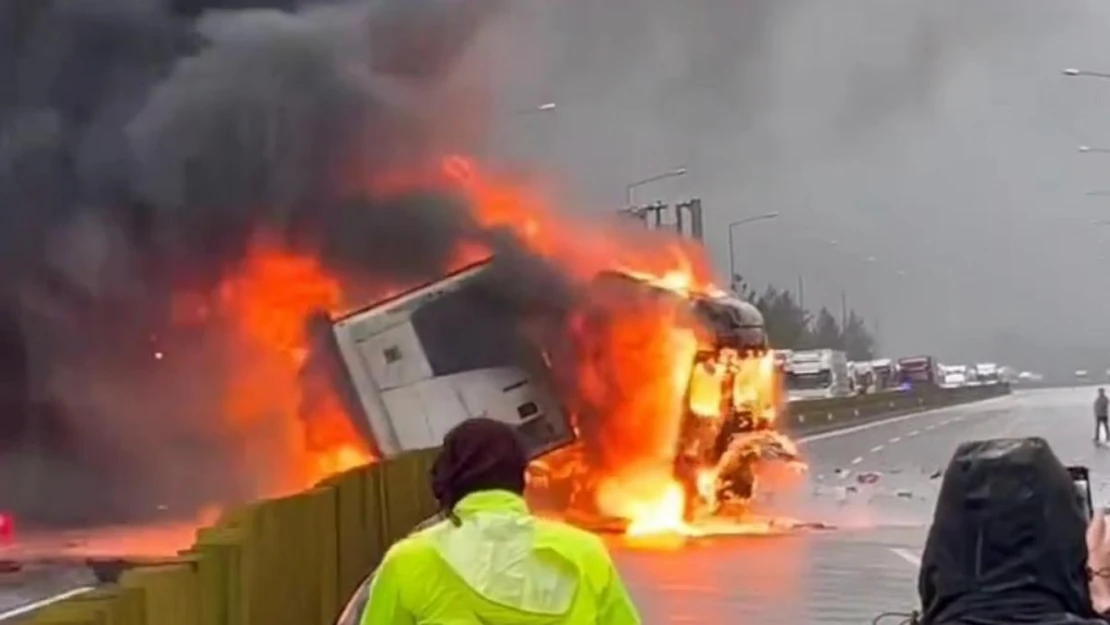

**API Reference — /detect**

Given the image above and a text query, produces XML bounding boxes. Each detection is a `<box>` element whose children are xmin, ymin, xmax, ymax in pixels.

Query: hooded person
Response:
<box><xmin>359</xmin><ymin>417</ymin><xmax>642</xmax><ymax>625</ymax></box>
<box><xmin>918</xmin><ymin>437</ymin><xmax>1103</xmax><ymax>625</ymax></box>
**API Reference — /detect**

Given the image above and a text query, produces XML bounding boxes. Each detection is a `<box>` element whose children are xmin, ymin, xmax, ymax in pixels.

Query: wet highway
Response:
<box><xmin>613</xmin><ymin>387</ymin><xmax>1106</xmax><ymax>625</ymax></box>
<box><xmin>0</xmin><ymin>387</ymin><xmax>1097</xmax><ymax>623</ymax></box>
<box><xmin>0</xmin><ymin>565</ymin><xmax>94</xmax><ymax>622</ymax></box>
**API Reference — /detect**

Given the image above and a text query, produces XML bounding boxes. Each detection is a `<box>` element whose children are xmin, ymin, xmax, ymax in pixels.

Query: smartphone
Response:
<box><xmin>1068</xmin><ymin>465</ymin><xmax>1094</xmax><ymax>520</ymax></box>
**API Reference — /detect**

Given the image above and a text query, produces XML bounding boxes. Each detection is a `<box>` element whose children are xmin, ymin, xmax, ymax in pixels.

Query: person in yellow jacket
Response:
<box><xmin>359</xmin><ymin>417</ymin><xmax>642</xmax><ymax>625</ymax></box>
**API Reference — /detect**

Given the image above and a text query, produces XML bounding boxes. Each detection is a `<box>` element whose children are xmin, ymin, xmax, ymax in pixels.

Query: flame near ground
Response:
<box><xmin>223</xmin><ymin>157</ymin><xmax>802</xmax><ymax>536</ymax></box>
<box><xmin>14</xmin><ymin>156</ymin><xmax>805</xmax><ymax>557</ymax></box>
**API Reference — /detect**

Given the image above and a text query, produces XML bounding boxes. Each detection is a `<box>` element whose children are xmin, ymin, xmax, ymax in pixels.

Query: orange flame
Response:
<box><xmin>179</xmin><ymin>155</ymin><xmax>797</xmax><ymax>534</ymax></box>
<box><xmin>208</xmin><ymin>240</ymin><xmax>374</xmax><ymax>493</ymax></box>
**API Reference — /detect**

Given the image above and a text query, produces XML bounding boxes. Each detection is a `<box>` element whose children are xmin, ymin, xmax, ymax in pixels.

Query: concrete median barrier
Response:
<box><xmin>785</xmin><ymin>384</ymin><xmax>1012</xmax><ymax>436</ymax></box>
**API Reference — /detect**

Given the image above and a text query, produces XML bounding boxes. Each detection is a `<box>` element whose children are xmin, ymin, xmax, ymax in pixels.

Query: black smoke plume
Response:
<box><xmin>0</xmin><ymin>0</ymin><xmax>569</xmax><ymax>528</ymax></box>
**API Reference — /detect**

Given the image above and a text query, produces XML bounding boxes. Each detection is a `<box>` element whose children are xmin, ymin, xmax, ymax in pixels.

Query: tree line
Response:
<box><xmin>733</xmin><ymin>277</ymin><xmax>878</xmax><ymax>361</ymax></box>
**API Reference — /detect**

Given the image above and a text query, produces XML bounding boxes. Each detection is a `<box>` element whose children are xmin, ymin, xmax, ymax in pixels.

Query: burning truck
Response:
<box><xmin>322</xmin><ymin>257</ymin><xmax>801</xmax><ymax>529</ymax></box>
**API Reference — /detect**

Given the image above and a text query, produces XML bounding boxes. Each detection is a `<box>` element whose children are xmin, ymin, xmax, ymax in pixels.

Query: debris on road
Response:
<box><xmin>856</xmin><ymin>471</ymin><xmax>882</xmax><ymax>485</ymax></box>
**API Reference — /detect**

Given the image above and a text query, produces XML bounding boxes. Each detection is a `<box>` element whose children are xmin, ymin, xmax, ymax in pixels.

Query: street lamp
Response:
<box><xmin>625</xmin><ymin>167</ymin><xmax>688</xmax><ymax>206</ymax></box>
<box><xmin>1079</xmin><ymin>145</ymin><xmax>1110</xmax><ymax>154</ymax></box>
<box><xmin>511</xmin><ymin>102</ymin><xmax>556</xmax><ymax>116</ymax></box>
<box><xmin>1063</xmin><ymin>68</ymin><xmax>1110</xmax><ymax>79</ymax></box>
<box><xmin>492</xmin><ymin>101</ymin><xmax>557</xmax><ymax>161</ymax></box>
<box><xmin>727</xmin><ymin>212</ymin><xmax>780</xmax><ymax>291</ymax></box>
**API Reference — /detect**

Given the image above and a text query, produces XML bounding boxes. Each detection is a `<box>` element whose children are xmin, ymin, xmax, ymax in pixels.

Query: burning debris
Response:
<box><xmin>515</xmin><ymin>268</ymin><xmax>806</xmax><ymax>535</ymax></box>
<box><xmin>319</xmin><ymin>223</ymin><xmax>807</xmax><ymax>536</ymax></box>
<box><xmin>0</xmin><ymin>0</ymin><xmax>806</xmax><ymax>540</ymax></box>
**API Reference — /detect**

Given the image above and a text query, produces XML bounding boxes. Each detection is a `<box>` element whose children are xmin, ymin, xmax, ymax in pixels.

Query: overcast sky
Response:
<box><xmin>463</xmin><ymin>0</ymin><xmax>1110</xmax><ymax>369</ymax></box>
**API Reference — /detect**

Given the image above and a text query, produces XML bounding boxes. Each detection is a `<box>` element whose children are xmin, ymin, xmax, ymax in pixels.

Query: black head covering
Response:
<box><xmin>919</xmin><ymin>437</ymin><xmax>1101</xmax><ymax>625</ymax></box>
<box><xmin>430</xmin><ymin>417</ymin><xmax>528</xmax><ymax>522</ymax></box>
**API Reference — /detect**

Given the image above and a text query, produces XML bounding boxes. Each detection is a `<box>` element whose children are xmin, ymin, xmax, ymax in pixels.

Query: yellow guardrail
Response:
<box><xmin>29</xmin><ymin>448</ymin><xmax>440</xmax><ymax>625</ymax></box>
<box><xmin>786</xmin><ymin>383</ymin><xmax>1011</xmax><ymax>433</ymax></box>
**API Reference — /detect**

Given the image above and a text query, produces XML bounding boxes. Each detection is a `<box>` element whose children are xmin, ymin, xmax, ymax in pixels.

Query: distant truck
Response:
<box><xmin>974</xmin><ymin>363</ymin><xmax>1001</xmax><ymax>385</ymax></box>
<box><xmin>870</xmin><ymin>358</ymin><xmax>899</xmax><ymax>391</ymax></box>
<box><xmin>848</xmin><ymin>360</ymin><xmax>875</xmax><ymax>395</ymax></box>
<box><xmin>1017</xmin><ymin>371</ymin><xmax>1044</xmax><ymax>384</ymax></box>
<box><xmin>897</xmin><ymin>355</ymin><xmax>940</xmax><ymax>389</ymax></box>
<box><xmin>786</xmin><ymin>349</ymin><xmax>852</xmax><ymax>400</ymax></box>
<box><xmin>940</xmin><ymin>365</ymin><xmax>969</xmax><ymax>388</ymax></box>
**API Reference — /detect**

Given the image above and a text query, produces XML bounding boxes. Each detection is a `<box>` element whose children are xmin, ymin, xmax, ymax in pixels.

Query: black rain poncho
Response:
<box><xmin>919</xmin><ymin>437</ymin><xmax>1104</xmax><ymax>625</ymax></box>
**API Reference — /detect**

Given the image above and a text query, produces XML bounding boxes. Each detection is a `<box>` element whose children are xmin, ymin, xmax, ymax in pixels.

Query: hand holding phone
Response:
<box><xmin>1069</xmin><ymin>465</ymin><xmax>1094</xmax><ymax>520</ymax></box>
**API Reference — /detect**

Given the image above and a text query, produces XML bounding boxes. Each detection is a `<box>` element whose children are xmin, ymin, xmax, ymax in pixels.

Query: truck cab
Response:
<box><xmin>870</xmin><ymin>358</ymin><xmax>898</xmax><ymax>391</ymax></box>
<box><xmin>941</xmin><ymin>365</ymin><xmax>968</xmax><ymax>388</ymax></box>
<box><xmin>785</xmin><ymin>349</ymin><xmax>851</xmax><ymax>400</ymax></box>
<box><xmin>848</xmin><ymin>361</ymin><xmax>875</xmax><ymax>395</ymax></box>
<box><xmin>974</xmin><ymin>362</ymin><xmax>1001</xmax><ymax>386</ymax></box>
<box><xmin>897</xmin><ymin>355</ymin><xmax>939</xmax><ymax>389</ymax></box>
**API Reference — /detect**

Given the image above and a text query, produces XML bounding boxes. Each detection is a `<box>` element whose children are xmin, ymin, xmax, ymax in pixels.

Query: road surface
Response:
<box><xmin>613</xmin><ymin>387</ymin><xmax>1104</xmax><ymax>625</ymax></box>
<box><xmin>0</xmin><ymin>387</ymin><xmax>1096</xmax><ymax>623</ymax></box>
<box><xmin>0</xmin><ymin>565</ymin><xmax>94</xmax><ymax>622</ymax></box>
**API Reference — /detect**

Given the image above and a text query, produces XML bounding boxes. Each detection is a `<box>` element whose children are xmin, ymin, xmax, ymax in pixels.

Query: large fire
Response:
<box><xmin>181</xmin><ymin>155</ymin><xmax>801</xmax><ymax>534</ymax></box>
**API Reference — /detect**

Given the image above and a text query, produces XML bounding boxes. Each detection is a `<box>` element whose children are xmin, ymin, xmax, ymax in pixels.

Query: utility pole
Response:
<box><xmin>618</xmin><ymin>199</ymin><xmax>704</xmax><ymax>242</ymax></box>
<box><xmin>797</xmin><ymin>275</ymin><xmax>805</xmax><ymax>310</ymax></box>
<box><xmin>840</xmin><ymin>290</ymin><xmax>848</xmax><ymax>328</ymax></box>
<box><xmin>674</xmin><ymin>199</ymin><xmax>704</xmax><ymax>241</ymax></box>
<box><xmin>616</xmin><ymin>202</ymin><xmax>666</xmax><ymax>228</ymax></box>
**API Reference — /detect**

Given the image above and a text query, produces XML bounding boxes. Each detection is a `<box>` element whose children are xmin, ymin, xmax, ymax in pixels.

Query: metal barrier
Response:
<box><xmin>786</xmin><ymin>384</ymin><xmax>1012</xmax><ymax>435</ymax></box>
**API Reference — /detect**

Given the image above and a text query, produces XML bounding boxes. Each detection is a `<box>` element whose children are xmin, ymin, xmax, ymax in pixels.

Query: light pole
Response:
<box><xmin>1079</xmin><ymin>145</ymin><xmax>1110</xmax><ymax>154</ymax></box>
<box><xmin>1064</xmin><ymin>68</ymin><xmax>1110</xmax><ymax>79</ymax></box>
<box><xmin>625</xmin><ymin>167</ymin><xmax>688</xmax><ymax>206</ymax></box>
<box><xmin>727</xmin><ymin>212</ymin><xmax>780</xmax><ymax>291</ymax></box>
<box><xmin>1087</xmin><ymin>191</ymin><xmax>1110</xmax><ymax>197</ymax></box>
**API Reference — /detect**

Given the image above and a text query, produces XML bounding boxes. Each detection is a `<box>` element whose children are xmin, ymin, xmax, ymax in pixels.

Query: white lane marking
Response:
<box><xmin>870</xmin><ymin>445</ymin><xmax>884</xmax><ymax>453</ymax></box>
<box><xmin>796</xmin><ymin>396</ymin><xmax>1010</xmax><ymax>444</ymax></box>
<box><xmin>890</xmin><ymin>548</ymin><xmax>922</xmax><ymax>568</ymax></box>
<box><xmin>851</xmin><ymin>456</ymin><xmax>863</xmax><ymax>465</ymax></box>
<box><xmin>925</xmin><ymin>424</ymin><xmax>936</xmax><ymax>431</ymax></box>
<box><xmin>889</xmin><ymin>437</ymin><xmax>901</xmax><ymax>443</ymax></box>
<box><xmin>0</xmin><ymin>587</ymin><xmax>96</xmax><ymax>622</ymax></box>
<box><xmin>908</xmin><ymin>430</ymin><xmax>920</xmax><ymax>437</ymax></box>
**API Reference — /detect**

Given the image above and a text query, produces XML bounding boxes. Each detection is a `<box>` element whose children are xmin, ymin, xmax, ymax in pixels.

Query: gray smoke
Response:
<box><xmin>0</xmin><ymin>0</ymin><xmax>546</xmax><ymax>528</ymax></box>
<box><xmin>479</xmin><ymin>0</ymin><xmax>1092</xmax><ymax>367</ymax></box>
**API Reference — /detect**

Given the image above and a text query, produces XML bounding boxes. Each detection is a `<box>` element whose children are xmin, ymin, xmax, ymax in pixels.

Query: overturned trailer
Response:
<box><xmin>324</xmin><ymin>261</ymin><xmax>573</xmax><ymax>460</ymax></box>
<box><xmin>321</xmin><ymin>259</ymin><xmax>796</xmax><ymax>523</ymax></box>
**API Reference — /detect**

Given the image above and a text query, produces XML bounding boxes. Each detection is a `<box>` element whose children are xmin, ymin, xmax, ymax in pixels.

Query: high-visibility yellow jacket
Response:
<box><xmin>361</xmin><ymin>490</ymin><xmax>642</xmax><ymax>625</ymax></box>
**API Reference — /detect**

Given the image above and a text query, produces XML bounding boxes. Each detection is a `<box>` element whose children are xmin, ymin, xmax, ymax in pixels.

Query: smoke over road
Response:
<box><xmin>0</xmin><ymin>0</ymin><xmax>575</xmax><ymax>527</ymax></box>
